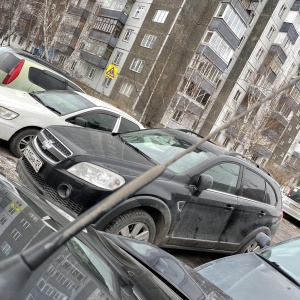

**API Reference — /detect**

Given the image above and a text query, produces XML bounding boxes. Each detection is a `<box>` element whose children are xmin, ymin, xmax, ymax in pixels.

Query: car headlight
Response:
<box><xmin>0</xmin><ymin>106</ymin><xmax>19</xmax><ymax>120</ymax></box>
<box><xmin>67</xmin><ymin>162</ymin><xmax>125</xmax><ymax>190</ymax></box>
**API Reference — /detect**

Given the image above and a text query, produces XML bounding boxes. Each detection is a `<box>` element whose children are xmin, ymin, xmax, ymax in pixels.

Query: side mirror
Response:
<box><xmin>196</xmin><ymin>174</ymin><xmax>213</xmax><ymax>193</ymax></box>
<box><xmin>255</xmin><ymin>232</ymin><xmax>271</xmax><ymax>249</ymax></box>
<box><xmin>74</xmin><ymin>117</ymin><xmax>87</xmax><ymax>127</ymax></box>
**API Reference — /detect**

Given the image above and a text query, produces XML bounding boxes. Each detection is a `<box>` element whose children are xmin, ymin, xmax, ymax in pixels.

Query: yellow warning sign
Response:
<box><xmin>11</xmin><ymin>202</ymin><xmax>21</xmax><ymax>211</ymax></box>
<box><xmin>105</xmin><ymin>64</ymin><xmax>118</xmax><ymax>79</ymax></box>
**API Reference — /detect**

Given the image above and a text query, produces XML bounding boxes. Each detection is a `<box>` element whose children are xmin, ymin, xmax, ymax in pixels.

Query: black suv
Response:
<box><xmin>17</xmin><ymin>127</ymin><xmax>282</xmax><ymax>253</ymax></box>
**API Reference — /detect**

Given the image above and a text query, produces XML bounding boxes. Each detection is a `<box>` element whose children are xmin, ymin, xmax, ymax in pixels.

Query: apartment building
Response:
<box><xmin>1</xmin><ymin>0</ymin><xmax>300</xmax><ymax>184</ymax></box>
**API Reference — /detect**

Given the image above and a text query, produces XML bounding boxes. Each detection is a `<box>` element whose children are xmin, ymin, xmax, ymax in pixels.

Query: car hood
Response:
<box><xmin>195</xmin><ymin>253</ymin><xmax>300</xmax><ymax>300</ymax></box>
<box><xmin>0</xmin><ymin>87</ymin><xmax>56</xmax><ymax>115</ymax></box>
<box><xmin>47</xmin><ymin>125</ymin><xmax>175</xmax><ymax>179</ymax></box>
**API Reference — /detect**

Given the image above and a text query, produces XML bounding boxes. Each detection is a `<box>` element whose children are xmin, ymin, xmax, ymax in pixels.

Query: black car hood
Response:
<box><xmin>47</xmin><ymin>126</ymin><xmax>175</xmax><ymax>179</ymax></box>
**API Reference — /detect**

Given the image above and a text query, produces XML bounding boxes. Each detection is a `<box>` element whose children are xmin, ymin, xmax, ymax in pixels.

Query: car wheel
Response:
<box><xmin>9</xmin><ymin>128</ymin><xmax>39</xmax><ymax>158</ymax></box>
<box><xmin>237</xmin><ymin>237</ymin><xmax>260</xmax><ymax>253</ymax></box>
<box><xmin>104</xmin><ymin>209</ymin><xmax>156</xmax><ymax>243</ymax></box>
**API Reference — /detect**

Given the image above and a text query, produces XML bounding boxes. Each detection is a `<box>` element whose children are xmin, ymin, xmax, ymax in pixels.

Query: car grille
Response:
<box><xmin>35</xmin><ymin>129</ymin><xmax>72</xmax><ymax>163</ymax></box>
<box><xmin>22</xmin><ymin>157</ymin><xmax>83</xmax><ymax>215</ymax></box>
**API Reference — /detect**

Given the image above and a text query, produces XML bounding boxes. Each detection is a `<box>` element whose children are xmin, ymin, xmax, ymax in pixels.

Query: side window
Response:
<box><xmin>118</xmin><ymin>117</ymin><xmax>140</xmax><ymax>133</ymax></box>
<box><xmin>265</xmin><ymin>182</ymin><xmax>277</xmax><ymax>206</ymax></box>
<box><xmin>202</xmin><ymin>163</ymin><xmax>240</xmax><ymax>194</ymax></box>
<box><xmin>29</xmin><ymin>68</ymin><xmax>65</xmax><ymax>90</ymax></box>
<box><xmin>241</xmin><ymin>168</ymin><xmax>265</xmax><ymax>202</ymax></box>
<box><xmin>77</xmin><ymin>112</ymin><xmax>117</xmax><ymax>132</ymax></box>
<box><xmin>66</xmin><ymin>81</ymin><xmax>83</xmax><ymax>92</ymax></box>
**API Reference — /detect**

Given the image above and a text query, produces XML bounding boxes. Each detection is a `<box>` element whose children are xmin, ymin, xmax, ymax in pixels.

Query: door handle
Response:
<box><xmin>225</xmin><ymin>205</ymin><xmax>234</xmax><ymax>211</ymax></box>
<box><xmin>259</xmin><ymin>211</ymin><xmax>266</xmax><ymax>217</ymax></box>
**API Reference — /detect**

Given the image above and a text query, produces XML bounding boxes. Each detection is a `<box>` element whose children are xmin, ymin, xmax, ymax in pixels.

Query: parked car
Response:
<box><xmin>0</xmin><ymin>173</ymin><xmax>231</xmax><ymax>300</ymax></box>
<box><xmin>196</xmin><ymin>235</ymin><xmax>300</xmax><ymax>299</ymax></box>
<box><xmin>17</xmin><ymin>127</ymin><xmax>282</xmax><ymax>254</ymax></box>
<box><xmin>0</xmin><ymin>47</ymin><xmax>84</xmax><ymax>92</ymax></box>
<box><xmin>0</xmin><ymin>87</ymin><xmax>143</xmax><ymax>157</ymax></box>
<box><xmin>282</xmin><ymin>187</ymin><xmax>300</xmax><ymax>221</ymax></box>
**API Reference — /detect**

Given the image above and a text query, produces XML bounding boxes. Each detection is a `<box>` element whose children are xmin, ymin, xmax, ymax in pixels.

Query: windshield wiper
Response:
<box><xmin>29</xmin><ymin>93</ymin><xmax>61</xmax><ymax>115</ymax></box>
<box><xmin>256</xmin><ymin>253</ymin><xmax>300</xmax><ymax>286</ymax></box>
<box><xmin>118</xmin><ymin>136</ymin><xmax>155</xmax><ymax>163</ymax></box>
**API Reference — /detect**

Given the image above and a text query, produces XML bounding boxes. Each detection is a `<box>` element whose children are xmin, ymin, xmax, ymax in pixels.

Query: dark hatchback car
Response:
<box><xmin>17</xmin><ymin>127</ymin><xmax>282</xmax><ymax>254</ymax></box>
<box><xmin>0</xmin><ymin>173</ymin><xmax>231</xmax><ymax>300</ymax></box>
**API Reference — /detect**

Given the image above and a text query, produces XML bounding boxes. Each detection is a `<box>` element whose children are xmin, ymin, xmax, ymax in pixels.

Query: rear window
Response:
<box><xmin>66</xmin><ymin>81</ymin><xmax>84</xmax><ymax>92</ymax></box>
<box><xmin>0</xmin><ymin>53</ymin><xmax>20</xmax><ymax>73</ymax></box>
<box><xmin>118</xmin><ymin>117</ymin><xmax>141</xmax><ymax>133</ymax></box>
<box><xmin>29</xmin><ymin>67</ymin><xmax>65</xmax><ymax>90</ymax></box>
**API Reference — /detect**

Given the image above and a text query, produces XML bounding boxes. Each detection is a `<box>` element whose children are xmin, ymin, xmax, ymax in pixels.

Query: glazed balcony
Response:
<box><xmin>97</xmin><ymin>7</ymin><xmax>128</xmax><ymax>24</ymax></box>
<box><xmin>252</xmin><ymin>145</ymin><xmax>272</xmax><ymax>158</ymax></box>
<box><xmin>80</xmin><ymin>50</ymin><xmax>108</xmax><ymax>69</ymax></box>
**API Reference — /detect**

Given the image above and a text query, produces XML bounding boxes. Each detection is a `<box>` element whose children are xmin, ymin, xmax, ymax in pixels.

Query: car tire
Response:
<box><xmin>9</xmin><ymin>128</ymin><xmax>39</xmax><ymax>158</ymax></box>
<box><xmin>104</xmin><ymin>209</ymin><xmax>156</xmax><ymax>243</ymax></box>
<box><xmin>237</xmin><ymin>237</ymin><xmax>260</xmax><ymax>253</ymax></box>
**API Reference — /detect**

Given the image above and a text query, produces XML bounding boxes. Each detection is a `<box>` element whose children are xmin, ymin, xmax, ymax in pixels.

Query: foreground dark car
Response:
<box><xmin>196</xmin><ymin>237</ymin><xmax>300</xmax><ymax>300</ymax></box>
<box><xmin>17</xmin><ymin>126</ymin><xmax>282</xmax><ymax>253</ymax></box>
<box><xmin>0</xmin><ymin>173</ymin><xmax>231</xmax><ymax>300</ymax></box>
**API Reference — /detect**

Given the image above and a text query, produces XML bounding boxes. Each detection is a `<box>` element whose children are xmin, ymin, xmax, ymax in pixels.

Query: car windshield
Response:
<box><xmin>30</xmin><ymin>90</ymin><xmax>95</xmax><ymax>115</ymax></box>
<box><xmin>260</xmin><ymin>238</ymin><xmax>300</xmax><ymax>284</ymax></box>
<box><xmin>120</xmin><ymin>129</ymin><xmax>214</xmax><ymax>173</ymax></box>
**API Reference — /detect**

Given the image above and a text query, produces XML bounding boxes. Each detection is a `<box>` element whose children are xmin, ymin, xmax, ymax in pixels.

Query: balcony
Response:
<box><xmin>97</xmin><ymin>7</ymin><xmax>128</xmax><ymax>24</ymax></box>
<box><xmin>68</xmin><ymin>5</ymin><xmax>89</xmax><ymax>20</ymax></box>
<box><xmin>210</xmin><ymin>18</ymin><xmax>240</xmax><ymax>49</ymax></box>
<box><xmin>61</xmin><ymin>25</ymin><xmax>81</xmax><ymax>37</ymax></box>
<box><xmin>89</xmin><ymin>30</ymin><xmax>118</xmax><ymax>47</ymax></box>
<box><xmin>262</xmin><ymin>129</ymin><xmax>279</xmax><ymax>143</ymax></box>
<box><xmin>280</xmin><ymin>23</ymin><xmax>298</xmax><ymax>44</ymax></box>
<box><xmin>248</xmin><ymin>86</ymin><xmax>266</xmax><ymax>100</ymax></box>
<box><xmin>281</xmin><ymin>94</ymin><xmax>298</xmax><ymax>110</ymax></box>
<box><xmin>226</xmin><ymin>0</ymin><xmax>250</xmax><ymax>24</ymax></box>
<box><xmin>269</xmin><ymin>45</ymin><xmax>287</xmax><ymax>63</ymax></box>
<box><xmin>197</xmin><ymin>45</ymin><xmax>227</xmax><ymax>72</ymax></box>
<box><xmin>80</xmin><ymin>50</ymin><xmax>108</xmax><ymax>69</ymax></box>
<box><xmin>271</xmin><ymin>111</ymin><xmax>288</xmax><ymax>127</ymax></box>
<box><xmin>185</xmin><ymin>68</ymin><xmax>215</xmax><ymax>94</ymax></box>
<box><xmin>172</xmin><ymin>94</ymin><xmax>204</xmax><ymax>115</ymax></box>
<box><xmin>55</xmin><ymin>42</ymin><xmax>74</xmax><ymax>56</ymax></box>
<box><xmin>252</xmin><ymin>145</ymin><xmax>272</xmax><ymax>158</ymax></box>
<box><xmin>226</xmin><ymin>126</ymin><xmax>239</xmax><ymax>138</ymax></box>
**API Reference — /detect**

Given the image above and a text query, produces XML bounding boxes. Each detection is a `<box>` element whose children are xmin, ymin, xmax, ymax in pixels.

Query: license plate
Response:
<box><xmin>23</xmin><ymin>146</ymin><xmax>43</xmax><ymax>173</ymax></box>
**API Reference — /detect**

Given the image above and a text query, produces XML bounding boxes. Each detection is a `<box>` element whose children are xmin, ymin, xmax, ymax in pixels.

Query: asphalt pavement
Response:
<box><xmin>1</xmin><ymin>140</ymin><xmax>300</xmax><ymax>269</ymax></box>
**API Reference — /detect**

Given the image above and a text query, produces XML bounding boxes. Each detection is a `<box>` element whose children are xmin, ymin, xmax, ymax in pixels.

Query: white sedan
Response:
<box><xmin>0</xmin><ymin>87</ymin><xmax>144</xmax><ymax>157</ymax></box>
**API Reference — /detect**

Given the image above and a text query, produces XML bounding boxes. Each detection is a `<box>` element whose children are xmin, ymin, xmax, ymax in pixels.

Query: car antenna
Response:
<box><xmin>1</xmin><ymin>75</ymin><xmax>300</xmax><ymax>300</ymax></box>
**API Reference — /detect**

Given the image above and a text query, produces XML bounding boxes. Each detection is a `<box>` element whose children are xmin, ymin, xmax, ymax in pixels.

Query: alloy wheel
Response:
<box><xmin>118</xmin><ymin>222</ymin><xmax>150</xmax><ymax>241</ymax></box>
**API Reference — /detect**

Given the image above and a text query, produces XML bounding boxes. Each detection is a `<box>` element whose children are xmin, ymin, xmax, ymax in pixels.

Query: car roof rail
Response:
<box><xmin>225</xmin><ymin>152</ymin><xmax>273</xmax><ymax>177</ymax></box>
<box><xmin>177</xmin><ymin>129</ymin><xmax>216</xmax><ymax>144</ymax></box>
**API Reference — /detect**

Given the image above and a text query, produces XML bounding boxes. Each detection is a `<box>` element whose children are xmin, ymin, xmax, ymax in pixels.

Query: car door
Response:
<box><xmin>233</xmin><ymin>167</ymin><xmax>280</xmax><ymax>244</ymax></box>
<box><xmin>66</xmin><ymin>110</ymin><xmax>119</xmax><ymax>132</ymax></box>
<box><xmin>169</xmin><ymin>162</ymin><xmax>240</xmax><ymax>250</ymax></box>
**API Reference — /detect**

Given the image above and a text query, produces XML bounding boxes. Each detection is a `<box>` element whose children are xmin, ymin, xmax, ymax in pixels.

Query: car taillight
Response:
<box><xmin>2</xmin><ymin>59</ymin><xmax>25</xmax><ymax>84</ymax></box>
<box><xmin>280</xmin><ymin>209</ymin><xmax>284</xmax><ymax>219</ymax></box>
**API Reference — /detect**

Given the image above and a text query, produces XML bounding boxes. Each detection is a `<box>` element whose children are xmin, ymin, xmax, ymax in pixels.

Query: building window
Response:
<box><xmin>273</xmin><ymin>154</ymin><xmax>277</xmax><ymax>159</ymax></box>
<box><xmin>278</xmin><ymin>4</ymin><xmax>287</xmax><ymax>18</ymax></box>
<box><xmin>216</xmin><ymin>3</ymin><xmax>246</xmax><ymax>38</ymax></box>
<box><xmin>1</xmin><ymin>241</ymin><xmax>12</xmax><ymax>256</ymax></box>
<box><xmin>197</xmin><ymin>58</ymin><xmax>221</xmax><ymax>85</ymax></box>
<box><xmin>119</xmin><ymin>82</ymin><xmax>133</xmax><ymax>97</ymax></box>
<box><xmin>85</xmin><ymin>66</ymin><xmax>96</xmax><ymax>79</ymax></box>
<box><xmin>255</xmin><ymin>47</ymin><xmax>264</xmax><ymax>60</ymax></box>
<box><xmin>280</xmin><ymin>152</ymin><xmax>284</xmax><ymax>157</ymax></box>
<box><xmin>223</xmin><ymin>137</ymin><xmax>230</xmax><ymax>147</ymax></box>
<box><xmin>288</xmin><ymin>138</ymin><xmax>292</xmax><ymax>143</ymax></box>
<box><xmin>133</xmin><ymin>6</ymin><xmax>144</xmax><ymax>18</ymax></box>
<box><xmin>223</xmin><ymin>110</ymin><xmax>232</xmax><ymax>122</ymax></box>
<box><xmin>93</xmin><ymin>17</ymin><xmax>121</xmax><ymax>35</ymax></box>
<box><xmin>192</xmin><ymin>119</ymin><xmax>200</xmax><ymax>131</ymax></box>
<box><xmin>0</xmin><ymin>216</ymin><xmax>6</xmax><ymax>225</ymax></box>
<box><xmin>296</xmin><ymin>124</ymin><xmax>300</xmax><ymax>129</ymax></box>
<box><xmin>70</xmin><ymin>61</ymin><xmax>77</xmax><ymax>71</ymax></box>
<box><xmin>232</xmin><ymin>142</ymin><xmax>239</xmax><ymax>151</ymax></box>
<box><xmin>103</xmin><ymin>77</ymin><xmax>112</xmax><ymax>87</ymax></box>
<box><xmin>153</xmin><ymin>10</ymin><xmax>169</xmax><ymax>23</ymax></box>
<box><xmin>238</xmin><ymin>36</ymin><xmax>245</xmax><ymax>47</ymax></box>
<box><xmin>141</xmin><ymin>34</ymin><xmax>157</xmax><ymax>49</ymax></box>
<box><xmin>112</xmin><ymin>51</ymin><xmax>123</xmax><ymax>65</ymax></box>
<box><xmin>172</xmin><ymin>109</ymin><xmax>183</xmax><ymax>122</ymax></box>
<box><xmin>11</xmin><ymin>229</ymin><xmax>22</xmax><ymax>241</ymax></box>
<box><xmin>214</xmin><ymin>132</ymin><xmax>221</xmax><ymax>141</ymax></box>
<box><xmin>12</xmin><ymin>34</ymin><xmax>16</xmax><ymax>42</ymax></box>
<box><xmin>123</xmin><ymin>29</ymin><xmax>134</xmax><ymax>42</ymax></box>
<box><xmin>248</xmin><ymin>13</ymin><xmax>255</xmax><ymax>25</ymax></box>
<box><xmin>196</xmin><ymin>89</ymin><xmax>210</xmax><ymax>106</ymax></box>
<box><xmin>280</xmin><ymin>103</ymin><xmax>291</xmax><ymax>118</ymax></box>
<box><xmin>58</xmin><ymin>55</ymin><xmax>66</xmax><ymax>65</ymax></box>
<box><xmin>129</xmin><ymin>58</ymin><xmax>145</xmax><ymax>73</ymax></box>
<box><xmin>20</xmin><ymin>219</ymin><xmax>30</xmax><ymax>229</ymax></box>
<box><xmin>290</xmin><ymin>86</ymin><xmax>300</xmax><ymax>101</ymax></box>
<box><xmin>297</xmin><ymin>110</ymin><xmax>300</xmax><ymax>116</ymax></box>
<box><xmin>266</xmin><ymin>26</ymin><xmax>275</xmax><ymax>39</ymax></box>
<box><xmin>288</xmin><ymin>125</ymin><xmax>292</xmax><ymax>131</ymax></box>
<box><xmin>245</xmin><ymin>69</ymin><xmax>253</xmax><ymax>81</ymax></box>
<box><xmin>280</xmin><ymin>140</ymin><xmax>284</xmax><ymax>145</ymax></box>
<box><xmin>233</xmin><ymin>90</ymin><xmax>241</xmax><ymax>101</ymax></box>
<box><xmin>8</xmin><ymin>207</ymin><xmax>15</xmax><ymax>215</ymax></box>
